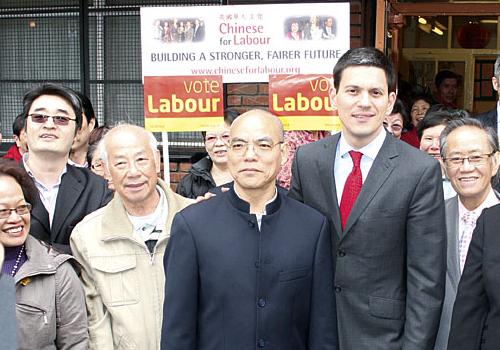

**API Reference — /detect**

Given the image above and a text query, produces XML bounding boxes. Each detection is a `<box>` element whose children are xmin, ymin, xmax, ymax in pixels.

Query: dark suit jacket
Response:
<box><xmin>28</xmin><ymin>164</ymin><xmax>112</xmax><ymax>254</ymax></box>
<box><xmin>161</xmin><ymin>186</ymin><xmax>338</xmax><ymax>350</ymax></box>
<box><xmin>447</xmin><ymin>204</ymin><xmax>500</xmax><ymax>350</ymax></box>
<box><xmin>476</xmin><ymin>107</ymin><xmax>498</xmax><ymax>134</ymax></box>
<box><xmin>289</xmin><ymin>132</ymin><xmax>446</xmax><ymax>350</ymax></box>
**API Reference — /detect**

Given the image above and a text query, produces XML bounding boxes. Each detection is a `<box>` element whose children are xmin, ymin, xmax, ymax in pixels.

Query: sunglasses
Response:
<box><xmin>28</xmin><ymin>113</ymin><xmax>77</xmax><ymax>126</ymax></box>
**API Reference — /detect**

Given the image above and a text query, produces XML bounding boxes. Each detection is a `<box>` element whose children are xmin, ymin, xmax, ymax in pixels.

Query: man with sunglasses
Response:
<box><xmin>161</xmin><ymin>109</ymin><xmax>338</xmax><ymax>350</ymax></box>
<box><xmin>21</xmin><ymin>83</ymin><xmax>112</xmax><ymax>254</ymax></box>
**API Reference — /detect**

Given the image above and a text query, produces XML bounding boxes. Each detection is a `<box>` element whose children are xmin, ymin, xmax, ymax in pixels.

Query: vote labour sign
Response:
<box><xmin>143</xmin><ymin>75</ymin><xmax>224</xmax><ymax>132</ymax></box>
<box><xmin>269</xmin><ymin>74</ymin><xmax>341</xmax><ymax>132</ymax></box>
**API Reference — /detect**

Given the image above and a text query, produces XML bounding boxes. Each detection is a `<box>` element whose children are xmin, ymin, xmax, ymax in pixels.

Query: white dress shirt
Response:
<box><xmin>22</xmin><ymin>153</ymin><xmax>67</xmax><ymax>227</ymax></box>
<box><xmin>334</xmin><ymin>128</ymin><xmax>387</xmax><ymax>204</ymax></box>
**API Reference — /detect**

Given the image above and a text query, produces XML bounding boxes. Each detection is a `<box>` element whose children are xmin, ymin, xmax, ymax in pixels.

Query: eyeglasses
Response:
<box><xmin>0</xmin><ymin>203</ymin><xmax>32</xmax><ymax>219</ymax></box>
<box><xmin>443</xmin><ymin>152</ymin><xmax>496</xmax><ymax>168</ymax></box>
<box><xmin>28</xmin><ymin>113</ymin><xmax>77</xmax><ymax>126</ymax></box>
<box><xmin>229</xmin><ymin>140</ymin><xmax>284</xmax><ymax>156</ymax></box>
<box><xmin>205</xmin><ymin>133</ymin><xmax>230</xmax><ymax>145</ymax></box>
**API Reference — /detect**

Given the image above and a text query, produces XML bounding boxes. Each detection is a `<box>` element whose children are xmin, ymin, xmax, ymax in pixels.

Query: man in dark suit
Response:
<box><xmin>21</xmin><ymin>84</ymin><xmax>111</xmax><ymax>253</ymax></box>
<box><xmin>476</xmin><ymin>55</ymin><xmax>499</xmax><ymax>134</ymax></box>
<box><xmin>289</xmin><ymin>47</ymin><xmax>446</xmax><ymax>349</ymax></box>
<box><xmin>433</xmin><ymin>118</ymin><xmax>500</xmax><ymax>350</ymax></box>
<box><xmin>447</xmin><ymin>203</ymin><xmax>500</xmax><ymax>350</ymax></box>
<box><xmin>161</xmin><ymin>109</ymin><xmax>338</xmax><ymax>350</ymax></box>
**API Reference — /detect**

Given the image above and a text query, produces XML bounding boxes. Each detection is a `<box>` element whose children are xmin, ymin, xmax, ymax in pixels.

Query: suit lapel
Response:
<box><xmin>322</xmin><ymin>134</ymin><xmax>342</xmax><ymax>238</ymax></box>
<box><xmin>446</xmin><ymin>196</ymin><xmax>461</xmax><ymax>290</ymax></box>
<box><xmin>341</xmin><ymin>134</ymin><xmax>398</xmax><ymax>239</ymax></box>
<box><xmin>30</xmin><ymin>190</ymin><xmax>51</xmax><ymax>235</ymax></box>
<box><xmin>51</xmin><ymin>166</ymin><xmax>84</xmax><ymax>242</ymax></box>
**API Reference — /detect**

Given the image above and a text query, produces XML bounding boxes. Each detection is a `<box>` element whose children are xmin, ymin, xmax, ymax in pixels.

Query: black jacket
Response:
<box><xmin>161</xmin><ymin>186</ymin><xmax>338</xmax><ymax>350</ymax></box>
<box><xmin>176</xmin><ymin>157</ymin><xmax>216</xmax><ymax>199</ymax></box>
<box><xmin>27</xmin><ymin>164</ymin><xmax>112</xmax><ymax>254</ymax></box>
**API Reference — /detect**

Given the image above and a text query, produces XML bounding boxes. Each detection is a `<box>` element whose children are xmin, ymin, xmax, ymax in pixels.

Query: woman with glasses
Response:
<box><xmin>176</xmin><ymin>108</ymin><xmax>240</xmax><ymax>199</ymax></box>
<box><xmin>0</xmin><ymin>159</ymin><xmax>88</xmax><ymax>349</ymax></box>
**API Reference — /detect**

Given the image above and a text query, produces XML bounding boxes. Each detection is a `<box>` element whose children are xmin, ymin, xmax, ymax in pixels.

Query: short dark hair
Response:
<box><xmin>416</xmin><ymin>109</ymin><xmax>467</xmax><ymax>140</ymax></box>
<box><xmin>22</xmin><ymin>83</ymin><xmax>83</xmax><ymax>131</ymax></box>
<box><xmin>76</xmin><ymin>92</ymin><xmax>98</xmax><ymax>128</ymax></box>
<box><xmin>333</xmin><ymin>47</ymin><xmax>396</xmax><ymax>93</ymax></box>
<box><xmin>434</xmin><ymin>70</ymin><xmax>459</xmax><ymax>88</ymax></box>
<box><xmin>12</xmin><ymin>113</ymin><xmax>24</xmax><ymax>137</ymax></box>
<box><xmin>201</xmin><ymin>107</ymin><xmax>241</xmax><ymax>139</ymax></box>
<box><xmin>0</xmin><ymin>159</ymin><xmax>37</xmax><ymax>206</ymax></box>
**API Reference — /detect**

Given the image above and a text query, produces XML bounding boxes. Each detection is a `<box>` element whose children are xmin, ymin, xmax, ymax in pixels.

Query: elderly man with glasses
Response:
<box><xmin>21</xmin><ymin>83</ymin><xmax>112</xmax><ymax>253</ymax></box>
<box><xmin>434</xmin><ymin>117</ymin><xmax>500</xmax><ymax>350</ymax></box>
<box><xmin>161</xmin><ymin>109</ymin><xmax>338</xmax><ymax>350</ymax></box>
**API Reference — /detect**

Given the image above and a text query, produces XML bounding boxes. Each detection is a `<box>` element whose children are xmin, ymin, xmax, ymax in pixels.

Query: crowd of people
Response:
<box><xmin>0</xmin><ymin>48</ymin><xmax>499</xmax><ymax>350</ymax></box>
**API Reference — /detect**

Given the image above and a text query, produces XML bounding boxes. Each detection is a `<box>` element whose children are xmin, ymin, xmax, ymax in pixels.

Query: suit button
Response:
<box><xmin>254</xmin><ymin>261</ymin><xmax>260</xmax><ymax>268</ymax></box>
<box><xmin>258</xmin><ymin>298</ymin><xmax>266</xmax><ymax>307</ymax></box>
<box><xmin>257</xmin><ymin>339</ymin><xmax>266</xmax><ymax>348</ymax></box>
<box><xmin>335</xmin><ymin>285</ymin><xmax>342</xmax><ymax>293</ymax></box>
<box><xmin>338</xmin><ymin>250</ymin><xmax>346</xmax><ymax>257</ymax></box>
<box><xmin>248</xmin><ymin>220</ymin><xmax>255</xmax><ymax>228</ymax></box>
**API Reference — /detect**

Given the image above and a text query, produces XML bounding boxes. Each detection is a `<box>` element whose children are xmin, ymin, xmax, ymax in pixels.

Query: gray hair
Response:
<box><xmin>99</xmin><ymin>123</ymin><xmax>158</xmax><ymax>167</ymax></box>
<box><xmin>495</xmin><ymin>55</ymin><xmax>500</xmax><ymax>79</ymax></box>
<box><xmin>440</xmin><ymin>117</ymin><xmax>499</xmax><ymax>185</ymax></box>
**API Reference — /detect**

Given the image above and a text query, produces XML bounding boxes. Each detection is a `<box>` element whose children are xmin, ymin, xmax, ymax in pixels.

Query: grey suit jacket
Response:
<box><xmin>290</xmin><ymin>131</ymin><xmax>446</xmax><ymax>350</ymax></box>
<box><xmin>434</xmin><ymin>196</ymin><xmax>460</xmax><ymax>350</ymax></box>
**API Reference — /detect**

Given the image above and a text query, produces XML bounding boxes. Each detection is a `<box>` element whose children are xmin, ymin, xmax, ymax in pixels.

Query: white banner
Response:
<box><xmin>141</xmin><ymin>3</ymin><xmax>350</xmax><ymax>83</ymax></box>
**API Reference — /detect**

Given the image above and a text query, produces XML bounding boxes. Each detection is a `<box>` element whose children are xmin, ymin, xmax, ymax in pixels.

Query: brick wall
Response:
<box><xmin>169</xmin><ymin>0</ymin><xmax>365</xmax><ymax>190</ymax></box>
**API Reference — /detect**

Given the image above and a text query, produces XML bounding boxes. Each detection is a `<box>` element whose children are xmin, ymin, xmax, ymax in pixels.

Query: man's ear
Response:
<box><xmin>492</xmin><ymin>76</ymin><xmax>499</xmax><ymax>93</ymax></box>
<box><xmin>155</xmin><ymin>149</ymin><xmax>161</xmax><ymax>174</ymax></box>
<box><xmin>329</xmin><ymin>85</ymin><xmax>338</xmax><ymax>110</ymax></box>
<box><xmin>386</xmin><ymin>92</ymin><xmax>397</xmax><ymax>116</ymax></box>
<box><xmin>280</xmin><ymin>141</ymin><xmax>289</xmax><ymax>167</ymax></box>
<box><xmin>89</xmin><ymin>118</ymin><xmax>96</xmax><ymax>132</ymax></box>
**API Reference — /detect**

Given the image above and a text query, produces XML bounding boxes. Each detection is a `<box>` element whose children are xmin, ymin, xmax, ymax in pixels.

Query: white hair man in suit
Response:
<box><xmin>433</xmin><ymin>117</ymin><xmax>500</xmax><ymax>350</ymax></box>
<box><xmin>289</xmin><ymin>47</ymin><xmax>446</xmax><ymax>350</ymax></box>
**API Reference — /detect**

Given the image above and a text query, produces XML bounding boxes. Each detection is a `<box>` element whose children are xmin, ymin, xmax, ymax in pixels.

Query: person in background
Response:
<box><xmin>161</xmin><ymin>109</ymin><xmax>338</xmax><ymax>350</ymax></box>
<box><xmin>286</xmin><ymin>19</ymin><xmax>302</xmax><ymax>40</ymax></box>
<box><xmin>383</xmin><ymin>98</ymin><xmax>407</xmax><ymax>139</ymax></box>
<box><xmin>400</xmin><ymin>94</ymin><xmax>433</xmax><ymax>148</ymax></box>
<box><xmin>476</xmin><ymin>55</ymin><xmax>500</xmax><ymax>193</ymax></box>
<box><xmin>277</xmin><ymin>130</ymin><xmax>329</xmax><ymax>190</ymax></box>
<box><xmin>417</xmin><ymin>109</ymin><xmax>463</xmax><ymax>200</ymax></box>
<box><xmin>434</xmin><ymin>70</ymin><xmax>459</xmax><ymax>109</ymax></box>
<box><xmin>433</xmin><ymin>118</ymin><xmax>500</xmax><ymax>350</ymax></box>
<box><xmin>176</xmin><ymin>108</ymin><xmax>240</xmax><ymax>199</ymax></box>
<box><xmin>86</xmin><ymin>125</ymin><xmax>113</xmax><ymax>190</ymax></box>
<box><xmin>21</xmin><ymin>83</ymin><xmax>111</xmax><ymax>253</ymax></box>
<box><xmin>71</xmin><ymin>124</ymin><xmax>193</xmax><ymax>349</ymax></box>
<box><xmin>69</xmin><ymin>92</ymin><xmax>97</xmax><ymax>167</ymax></box>
<box><xmin>322</xmin><ymin>16</ymin><xmax>336</xmax><ymax>39</ymax></box>
<box><xmin>289</xmin><ymin>47</ymin><xmax>446</xmax><ymax>350</ymax></box>
<box><xmin>3</xmin><ymin>114</ymin><xmax>28</xmax><ymax>163</ymax></box>
<box><xmin>0</xmin><ymin>159</ymin><xmax>88</xmax><ymax>349</ymax></box>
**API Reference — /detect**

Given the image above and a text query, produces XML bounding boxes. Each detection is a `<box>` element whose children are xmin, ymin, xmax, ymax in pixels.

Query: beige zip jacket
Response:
<box><xmin>70</xmin><ymin>179</ymin><xmax>193</xmax><ymax>350</ymax></box>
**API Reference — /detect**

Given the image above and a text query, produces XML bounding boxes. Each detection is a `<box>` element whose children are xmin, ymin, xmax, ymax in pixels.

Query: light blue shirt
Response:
<box><xmin>334</xmin><ymin>128</ymin><xmax>387</xmax><ymax>204</ymax></box>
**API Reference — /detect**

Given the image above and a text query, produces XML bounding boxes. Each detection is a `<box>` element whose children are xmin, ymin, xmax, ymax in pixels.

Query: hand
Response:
<box><xmin>195</xmin><ymin>187</ymin><xmax>229</xmax><ymax>203</ymax></box>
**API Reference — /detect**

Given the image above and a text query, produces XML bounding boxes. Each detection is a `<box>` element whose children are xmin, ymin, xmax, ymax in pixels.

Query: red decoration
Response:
<box><xmin>457</xmin><ymin>23</ymin><xmax>491</xmax><ymax>49</ymax></box>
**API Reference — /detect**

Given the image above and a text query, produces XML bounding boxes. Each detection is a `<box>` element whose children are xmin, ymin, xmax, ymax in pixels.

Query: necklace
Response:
<box><xmin>11</xmin><ymin>244</ymin><xmax>25</xmax><ymax>277</ymax></box>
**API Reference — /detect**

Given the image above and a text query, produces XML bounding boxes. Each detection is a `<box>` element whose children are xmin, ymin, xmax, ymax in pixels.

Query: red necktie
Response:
<box><xmin>340</xmin><ymin>151</ymin><xmax>363</xmax><ymax>229</ymax></box>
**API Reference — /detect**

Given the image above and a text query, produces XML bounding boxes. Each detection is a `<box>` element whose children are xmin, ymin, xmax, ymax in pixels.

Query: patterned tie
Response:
<box><xmin>340</xmin><ymin>151</ymin><xmax>363</xmax><ymax>229</ymax></box>
<box><xmin>459</xmin><ymin>211</ymin><xmax>479</xmax><ymax>273</ymax></box>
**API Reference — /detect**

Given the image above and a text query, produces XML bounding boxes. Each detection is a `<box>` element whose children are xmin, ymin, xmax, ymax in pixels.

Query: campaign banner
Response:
<box><xmin>144</xmin><ymin>75</ymin><xmax>224</xmax><ymax>132</ymax></box>
<box><xmin>269</xmin><ymin>74</ymin><xmax>341</xmax><ymax>132</ymax></box>
<box><xmin>140</xmin><ymin>3</ymin><xmax>350</xmax><ymax>83</ymax></box>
